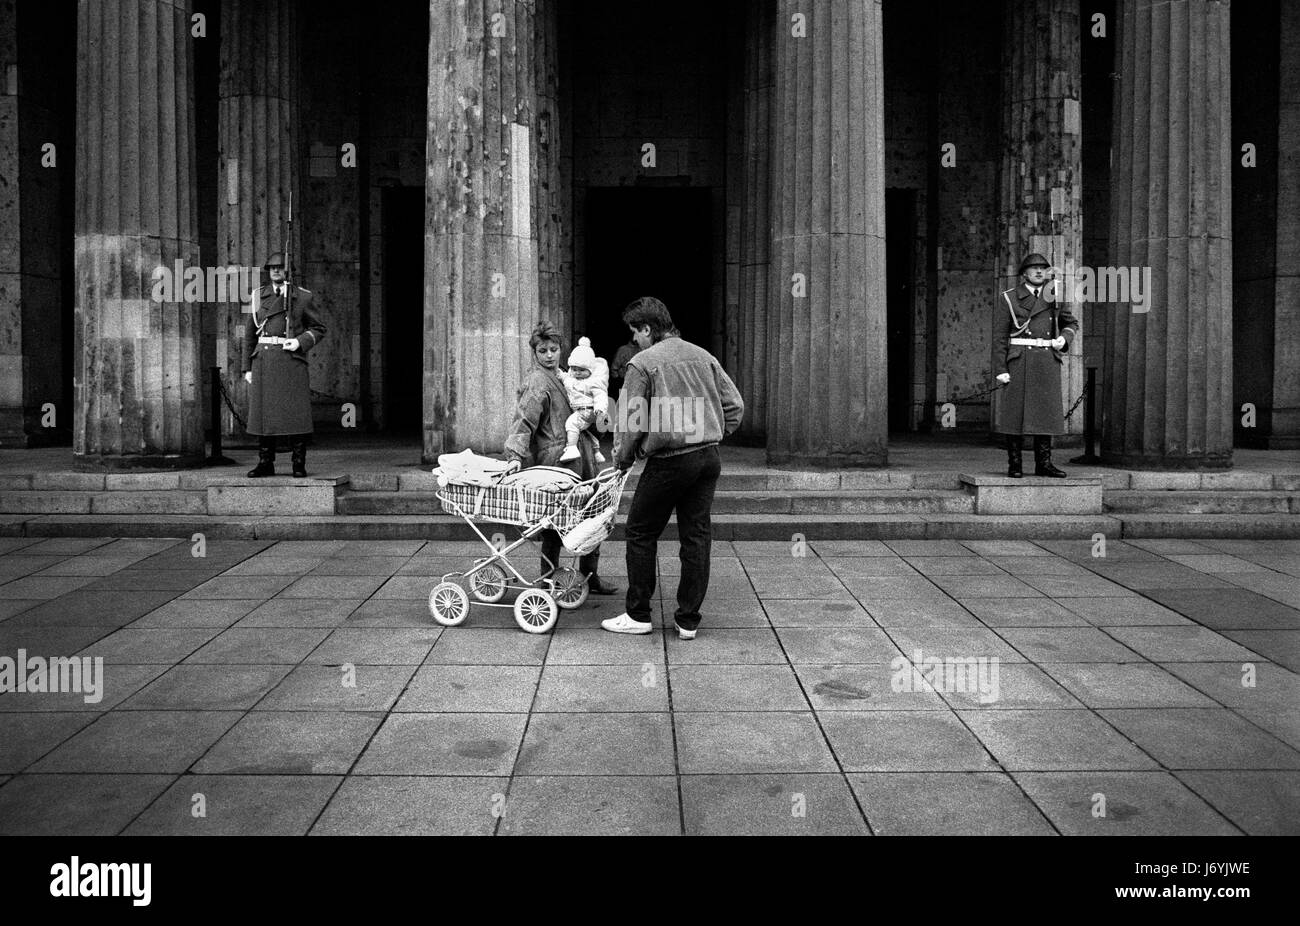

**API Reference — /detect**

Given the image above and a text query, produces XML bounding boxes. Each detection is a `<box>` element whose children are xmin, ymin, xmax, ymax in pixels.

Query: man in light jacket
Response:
<box><xmin>602</xmin><ymin>296</ymin><xmax>745</xmax><ymax>640</ymax></box>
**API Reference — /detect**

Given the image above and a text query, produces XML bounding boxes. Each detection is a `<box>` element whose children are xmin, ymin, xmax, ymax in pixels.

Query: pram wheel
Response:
<box><xmin>551</xmin><ymin>566</ymin><xmax>590</xmax><ymax>611</ymax></box>
<box><xmin>429</xmin><ymin>581</ymin><xmax>470</xmax><ymax>626</ymax></box>
<box><xmin>470</xmin><ymin>563</ymin><xmax>508</xmax><ymax>603</ymax></box>
<box><xmin>514</xmin><ymin>588</ymin><xmax>558</xmax><ymax>634</ymax></box>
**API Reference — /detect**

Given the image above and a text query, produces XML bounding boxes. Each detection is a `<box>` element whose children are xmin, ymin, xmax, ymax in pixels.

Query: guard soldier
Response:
<box><xmin>992</xmin><ymin>253</ymin><xmax>1079</xmax><ymax>478</ymax></box>
<box><xmin>242</xmin><ymin>252</ymin><xmax>326</xmax><ymax>478</ymax></box>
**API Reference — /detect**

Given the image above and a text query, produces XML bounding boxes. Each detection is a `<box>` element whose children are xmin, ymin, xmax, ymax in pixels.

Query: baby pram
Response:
<box><xmin>429</xmin><ymin>465</ymin><xmax>630</xmax><ymax>633</ymax></box>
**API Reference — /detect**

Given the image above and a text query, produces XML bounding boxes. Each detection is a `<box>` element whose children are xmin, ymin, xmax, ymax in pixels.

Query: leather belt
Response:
<box><xmin>258</xmin><ymin>336</ymin><xmax>293</xmax><ymax>346</ymax></box>
<box><xmin>1010</xmin><ymin>337</ymin><xmax>1055</xmax><ymax>348</ymax></box>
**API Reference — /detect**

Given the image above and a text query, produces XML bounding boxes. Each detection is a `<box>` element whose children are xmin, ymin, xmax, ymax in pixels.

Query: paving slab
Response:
<box><xmin>675</xmin><ymin>711</ymin><xmax>837</xmax><ymax>774</ymax></box>
<box><xmin>958</xmin><ymin>709</ymin><xmax>1160</xmax><ymax>771</ymax></box>
<box><xmin>849</xmin><ymin>772</ymin><xmax>1055</xmax><ymax>835</ymax></box>
<box><xmin>888</xmin><ymin>626</ymin><xmax>1028</xmax><ymax>663</ymax></box>
<box><xmin>515</xmin><ymin>712</ymin><xmax>675</xmax><ymax>775</ymax></box>
<box><xmin>760</xmin><ymin>599</ymin><xmax>873</xmax><ymax>628</ymax></box>
<box><xmin>532</xmin><ymin>664</ymin><xmax>669</xmax><ymax>712</ymax></box>
<box><xmin>254</xmin><ymin>664</ymin><xmax>417</xmax><ymax>712</ymax></box>
<box><xmin>184</xmin><ymin>627</ymin><xmax>333</xmax><ymax>664</ymax></box>
<box><xmin>76</xmin><ymin>627</ymin><xmax>222</xmax><ymax>664</ymax></box>
<box><xmin>795</xmin><ymin>664</ymin><xmax>949</xmax><ymax>711</ymax></box>
<box><xmin>122</xmin><ymin>664</ymin><xmax>293</xmax><ymax>710</ymax></box>
<box><xmin>665</xmin><ymin>629</ymin><xmax>786</xmax><ymax>665</ymax></box>
<box><xmin>310</xmin><ymin>776</ymin><xmax>505</xmax><ymax>836</ymax></box>
<box><xmin>959</xmin><ymin>597</ymin><xmax>1089</xmax><ymax>627</ymax></box>
<box><xmin>902</xmin><ymin>556</ymin><xmax>1006</xmax><ymax>576</ymax></box>
<box><xmin>307</xmin><ymin>627</ymin><xmax>442</xmax><ymax>665</ymax></box>
<box><xmin>0</xmin><ymin>664</ymin><xmax>169</xmax><ymax>713</ymax></box>
<box><xmin>30</xmin><ymin>710</ymin><xmax>242</xmax><ymax>773</ymax></box>
<box><xmin>1219</xmin><ymin>630</ymin><xmax>1300</xmax><ymax>673</ymax></box>
<box><xmin>1158</xmin><ymin>661</ymin><xmax>1300</xmax><ymax>747</ymax></box>
<box><xmin>682</xmin><ymin>773</ymin><xmax>868</xmax><ymax>835</ymax></box>
<box><xmin>670</xmin><ymin>664</ymin><xmax>809</xmax><ymax>711</ymax></box>
<box><xmin>395</xmin><ymin>665</ymin><xmax>541</xmax><ymax>712</ymax></box>
<box><xmin>1174</xmin><ymin>771</ymin><xmax>1300</xmax><ymax>835</ymax></box>
<box><xmin>130</xmin><ymin>599</ymin><xmax>263</xmax><ymax>629</ymax></box>
<box><xmin>5</xmin><ymin>589</ymin><xmax>180</xmax><ymax>627</ymax></box>
<box><xmin>0</xmin><ymin>773</ymin><xmax>176</xmax><ymax>835</ymax></box>
<box><xmin>1040</xmin><ymin>663</ymin><xmax>1221</xmax><ymax>709</ymax></box>
<box><xmin>124</xmin><ymin>774</ymin><xmax>342</xmax><ymax>836</ymax></box>
<box><xmin>1098</xmin><ymin>708</ymin><xmax>1300</xmax><ymax>769</ymax></box>
<box><xmin>1012</xmin><ymin>771</ymin><xmax>1240</xmax><ymax>835</ymax></box>
<box><xmin>1140</xmin><ymin>588</ymin><xmax>1300</xmax><ymax>631</ymax></box>
<box><xmin>344</xmin><ymin>598</ymin><xmax>434</xmax><ymax>627</ymax></box>
<box><xmin>499</xmin><ymin>775</ymin><xmax>681</xmax><ymax>836</ymax></box>
<box><xmin>1057</xmin><ymin>596</ymin><xmax>1192</xmax><ymax>626</ymax></box>
<box><xmin>1104</xmin><ymin>626</ymin><xmax>1262</xmax><ymax>662</ymax></box>
<box><xmin>822</xmin><ymin>557</ymin><xmax>920</xmax><ymax>577</ymax></box>
<box><xmin>820</xmin><ymin>711</ymin><xmax>998</xmax><ymax>772</ymax></box>
<box><xmin>933</xmin><ymin>662</ymin><xmax>1083</xmax><ymax>710</ymax></box>
<box><xmin>355</xmin><ymin>713</ymin><xmax>528</xmax><ymax>775</ymax></box>
<box><xmin>996</xmin><ymin>627</ymin><xmax>1145</xmax><ymax>663</ymax></box>
<box><xmin>194</xmin><ymin>711</ymin><xmax>385</xmax><ymax>775</ymax></box>
<box><xmin>541</xmin><ymin>629</ymin><xmax>662</xmax><ymax>666</ymax></box>
<box><xmin>775</xmin><ymin>627</ymin><xmax>904</xmax><ymax>664</ymax></box>
<box><xmin>428</xmin><ymin>629</ymin><xmax>553</xmax><ymax>666</ymax></box>
<box><xmin>0</xmin><ymin>712</ymin><xmax>98</xmax><ymax>772</ymax></box>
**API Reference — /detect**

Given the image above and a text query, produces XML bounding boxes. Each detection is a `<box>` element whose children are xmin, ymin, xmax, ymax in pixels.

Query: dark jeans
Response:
<box><xmin>539</xmin><ymin>529</ymin><xmax>599</xmax><ymax>581</ymax></box>
<box><xmin>624</xmin><ymin>445</ymin><xmax>722</xmax><ymax>630</ymax></box>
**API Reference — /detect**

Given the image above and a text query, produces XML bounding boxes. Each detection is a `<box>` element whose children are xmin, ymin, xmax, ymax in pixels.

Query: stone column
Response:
<box><xmin>1268</xmin><ymin>1</ymin><xmax>1300</xmax><ymax>448</ymax></box>
<box><xmin>1102</xmin><ymin>0</ymin><xmax>1233</xmax><ymax>469</ymax></box>
<box><xmin>0</xmin><ymin>1</ymin><xmax>65</xmax><ymax>447</ymax></box>
<box><xmin>426</xmin><ymin>0</ymin><xmax>541</xmax><ymax>459</ymax></box>
<box><xmin>997</xmin><ymin>0</ymin><xmax>1083</xmax><ymax>435</ymax></box>
<box><xmin>766</xmin><ymin>0</ymin><xmax>888</xmax><ymax>466</ymax></box>
<box><xmin>217</xmin><ymin>0</ymin><xmax>300</xmax><ymax>441</ymax></box>
<box><xmin>532</xmin><ymin>0</ymin><xmax>569</xmax><ymax>338</ymax></box>
<box><xmin>75</xmin><ymin>0</ymin><xmax>203</xmax><ymax>466</ymax></box>
<box><xmin>736</xmin><ymin>0</ymin><xmax>774</xmax><ymax>442</ymax></box>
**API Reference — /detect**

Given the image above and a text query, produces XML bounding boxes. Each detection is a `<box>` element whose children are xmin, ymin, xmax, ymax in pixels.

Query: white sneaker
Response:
<box><xmin>601</xmin><ymin>613</ymin><xmax>652</xmax><ymax>634</ymax></box>
<box><xmin>675</xmin><ymin>622</ymin><xmax>697</xmax><ymax>640</ymax></box>
<box><xmin>559</xmin><ymin>445</ymin><xmax>580</xmax><ymax>462</ymax></box>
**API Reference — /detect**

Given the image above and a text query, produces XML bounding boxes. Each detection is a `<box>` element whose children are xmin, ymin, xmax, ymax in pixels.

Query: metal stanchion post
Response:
<box><xmin>1071</xmin><ymin>366</ymin><xmax>1100</xmax><ymax>464</ymax></box>
<box><xmin>206</xmin><ymin>366</ymin><xmax>238</xmax><ymax>465</ymax></box>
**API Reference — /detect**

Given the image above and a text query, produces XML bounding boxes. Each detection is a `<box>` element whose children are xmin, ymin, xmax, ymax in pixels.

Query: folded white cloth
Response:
<box><xmin>432</xmin><ymin>448</ymin><xmax>516</xmax><ymax>488</ymax></box>
<box><xmin>498</xmin><ymin>465</ymin><xmax>582</xmax><ymax>493</ymax></box>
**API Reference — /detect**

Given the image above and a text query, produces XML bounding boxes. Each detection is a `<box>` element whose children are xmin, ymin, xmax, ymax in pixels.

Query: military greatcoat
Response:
<box><xmin>241</xmin><ymin>283</ymin><xmax>326</xmax><ymax>436</ymax></box>
<box><xmin>991</xmin><ymin>284</ymin><xmax>1079</xmax><ymax>436</ymax></box>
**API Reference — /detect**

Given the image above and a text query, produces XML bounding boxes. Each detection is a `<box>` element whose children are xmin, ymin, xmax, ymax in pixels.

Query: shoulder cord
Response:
<box><xmin>1004</xmin><ymin>292</ymin><xmax>1032</xmax><ymax>337</ymax></box>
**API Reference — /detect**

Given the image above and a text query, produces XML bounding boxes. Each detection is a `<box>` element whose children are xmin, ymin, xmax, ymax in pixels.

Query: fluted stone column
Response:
<box><xmin>217</xmin><ymin>0</ymin><xmax>300</xmax><ymax>441</ymax></box>
<box><xmin>0</xmin><ymin>1</ymin><xmax>65</xmax><ymax>447</ymax></box>
<box><xmin>766</xmin><ymin>0</ymin><xmax>887</xmax><ymax>466</ymax></box>
<box><xmin>998</xmin><ymin>0</ymin><xmax>1083</xmax><ymax>435</ymax></box>
<box><xmin>75</xmin><ymin>0</ymin><xmax>203</xmax><ymax>466</ymax></box>
<box><xmin>737</xmin><ymin>0</ymin><xmax>774</xmax><ymax>442</ymax></box>
<box><xmin>425</xmin><ymin>0</ymin><xmax>541</xmax><ymax>459</ymax></box>
<box><xmin>1269</xmin><ymin>1</ymin><xmax>1300</xmax><ymax>448</ymax></box>
<box><xmin>1102</xmin><ymin>0</ymin><xmax>1233</xmax><ymax>469</ymax></box>
<box><xmin>532</xmin><ymin>0</ymin><xmax>569</xmax><ymax>338</ymax></box>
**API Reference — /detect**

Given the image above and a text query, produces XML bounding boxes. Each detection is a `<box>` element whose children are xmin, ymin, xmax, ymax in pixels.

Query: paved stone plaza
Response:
<box><xmin>0</xmin><ymin>535</ymin><xmax>1297</xmax><ymax>836</ymax></box>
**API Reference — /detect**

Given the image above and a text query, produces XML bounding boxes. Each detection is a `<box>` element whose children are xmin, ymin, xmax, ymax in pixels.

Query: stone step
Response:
<box><xmin>8</xmin><ymin>512</ymin><xmax>1299</xmax><ymax>541</ymax></box>
<box><xmin>360</xmin><ymin>471</ymin><xmax>965</xmax><ymax>493</ymax></box>
<box><xmin>335</xmin><ymin>489</ymin><xmax>975</xmax><ymax>516</ymax></box>
<box><xmin>1105</xmin><ymin>490</ymin><xmax>1298</xmax><ymax>514</ymax></box>
<box><xmin>0</xmin><ymin>490</ymin><xmax>208</xmax><ymax>515</ymax></box>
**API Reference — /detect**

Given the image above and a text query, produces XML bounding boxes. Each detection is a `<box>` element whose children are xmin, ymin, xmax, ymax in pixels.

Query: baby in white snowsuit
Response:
<box><xmin>558</xmin><ymin>337</ymin><xmax>609</xmax><ymax>463</ymax></box>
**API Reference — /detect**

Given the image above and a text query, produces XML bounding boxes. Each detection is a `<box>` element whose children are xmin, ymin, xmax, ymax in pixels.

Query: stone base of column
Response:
<box><xmin>766</xmin><ymin>449</ymin><xmax>889</xmax><ymax>469</ymax></box>
<box><xmin>1099</xmin><ymin>450</ymin><xmax>1233</xmax><ymax>472</ymax></box>
<box><xmin>73</xmin><ymin>452</ymin><xmax>207</xmax><ymax>471</ymax></box>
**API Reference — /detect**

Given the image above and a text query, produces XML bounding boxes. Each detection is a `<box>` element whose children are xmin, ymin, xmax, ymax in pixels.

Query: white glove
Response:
<box><xmin>1051</xmin><ymin>336</ymin><xmax>1067</xmax><ymax>350</ymax></box>
<box><xmin>244</xmin><ymin>371</ymin><xmax>252</xmax><ymax>384</ymax></box>
<box><xmin>281</xmin><ymin>337</ymin><xmax>301</xmax><ymax>351</ymax></box>
<box><xmin>996</xmin><ymin>373</ymin><xmax>1011</xmax><ymax>384</ymax></box>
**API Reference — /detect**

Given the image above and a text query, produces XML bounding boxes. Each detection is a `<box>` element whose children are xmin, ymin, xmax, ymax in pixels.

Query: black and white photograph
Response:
<box><xmin>0</xmin><ymin>0</ymin><xmax>1294</xmax><ymax>902</ymax></box>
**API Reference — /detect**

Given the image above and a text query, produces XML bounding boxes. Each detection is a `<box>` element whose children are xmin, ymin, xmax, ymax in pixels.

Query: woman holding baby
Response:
<box><xmin>503</xmin><ymin>322</ymin><xmax>619</xmax><ymax>596</ymax></box>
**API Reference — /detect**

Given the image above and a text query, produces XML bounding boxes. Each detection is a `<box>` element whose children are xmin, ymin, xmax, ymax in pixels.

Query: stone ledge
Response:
<box><xmin>207</xmin><ymin>484</ymin><xmax>341</xmax><ymax>516</ymax></box>
<box><xmin>959</xmin><ymin>473</ymin><xmax>1103</xmax><ymax>515</ymax></box>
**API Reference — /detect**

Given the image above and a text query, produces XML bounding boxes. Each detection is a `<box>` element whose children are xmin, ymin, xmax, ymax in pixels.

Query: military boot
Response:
<box><xmin>1005</xmin><ymin>435</ymin><xmax>1023</xmax><ymax>478</ymax></box>
<box><xmin>248</xmin><ymin>437</ymin><xmax>275</xmax><ymax>478</ymax></box>
<box><xmin>291</xmin><ymin>437</ymin><xmax>308</xmax><ymax>478</ymax></box>
<box><xmin>1033</xmin><ymin>436</ymin><xmax>1067</xmax><ymax>477</ymax></box>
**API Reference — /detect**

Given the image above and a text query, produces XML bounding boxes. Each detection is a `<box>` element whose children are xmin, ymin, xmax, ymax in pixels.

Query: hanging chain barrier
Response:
<box><xmin>217</xmin><ymin>373</ymin><xmax>248</xmax><ymax>432</ymax></box>
<box><xmin>934</xmin><ymin>380</ymin><xmax>1087</xmax><ymax>421</ymax></box>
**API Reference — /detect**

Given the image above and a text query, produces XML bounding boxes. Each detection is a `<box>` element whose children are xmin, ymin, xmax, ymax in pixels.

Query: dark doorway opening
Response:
<box><xmin>382</xmin><ymin>187</ymin><xmax>426</xmax><ymax>434</ymax></box>
<box><xmin>583</xmin><ymin>187</ymin><xmax>713</xmax><ymax>365</ymax></box>
<box><xmin>886</xmin><ymin>189</ymin><xmax>917</xmax><ymax>432</ymax></box>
